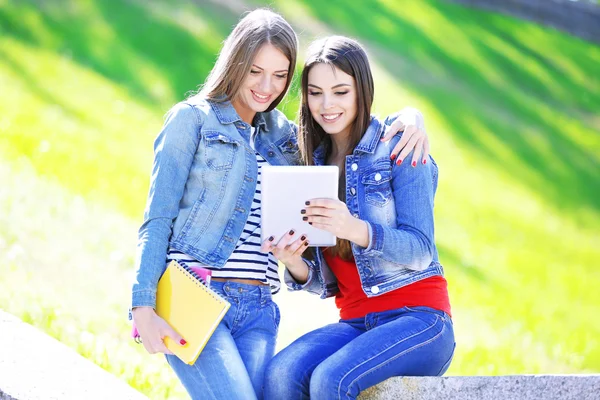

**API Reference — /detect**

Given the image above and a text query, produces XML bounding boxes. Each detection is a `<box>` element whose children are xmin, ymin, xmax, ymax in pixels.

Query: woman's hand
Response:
<box><xmin>132</xmin><ymin>306</ymin><xmax>186</xmax><ymax>355</ymax></box>
<box><xmin>261</xmin><ymin>230</ymin><xmax>310</xmax><ymax>283</ymax></box>
<box><xmin>381</xmin><ymin>107</ymin><xmax>429</xmax><ymax>167</ymax></box>
<box><xmin>303</xmin><ymin>199</ymin><xmax>369</xmax><ymax>248</ymax></box>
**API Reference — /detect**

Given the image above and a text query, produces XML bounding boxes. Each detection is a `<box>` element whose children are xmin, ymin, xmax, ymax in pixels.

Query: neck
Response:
<box><xmin>231</xmin><ymin>99</ymin><xmax>256</xmax><ymax>125</ymax></box>
<box><xmin>329</xmin><ymin>130</ymin><xmax>352</xmax><ymax>158</ymax></box>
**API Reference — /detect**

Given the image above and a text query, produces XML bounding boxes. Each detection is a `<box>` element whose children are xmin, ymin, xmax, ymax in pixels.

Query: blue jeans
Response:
<box><xmin>264</xmin><ymin>306</ymin><xmax>455</xmax><ymax>400</ymax></box>
<box><xmin>166</xmin><ymin>281</ymin><xmax>280</xmax><ymax>400</ymax></box>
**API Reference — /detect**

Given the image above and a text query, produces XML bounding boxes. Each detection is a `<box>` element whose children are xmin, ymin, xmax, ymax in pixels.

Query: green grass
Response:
<box><xmin>1</xmin><ymin>0</ymin><xmax>599</xmax><ymax>397</ymax></box>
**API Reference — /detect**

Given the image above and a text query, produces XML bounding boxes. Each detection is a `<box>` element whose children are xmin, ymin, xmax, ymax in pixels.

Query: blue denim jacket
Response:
<box><xmin>132</xmin><ymin>96</ymin><xmax>300</xmax><ymax>308</ymax></box>
<box><xmin>285</xmin><ymin>115</ymin><xmax>444</xmax><ymax>298</ymax></box>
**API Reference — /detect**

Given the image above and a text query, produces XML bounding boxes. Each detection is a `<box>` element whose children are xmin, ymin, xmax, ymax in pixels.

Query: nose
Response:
<box><xmin>259</xmin><ymin>75</ymin><xmax>272</xmax><ymax>93</ymax></box>
<box><xmin>323</xmin><ymin>93</ymin><xmax>335</xmax><ymax>110</ymax></box>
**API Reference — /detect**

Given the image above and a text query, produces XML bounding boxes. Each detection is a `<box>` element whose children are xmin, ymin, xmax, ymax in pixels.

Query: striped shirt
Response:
<box><xmin>167</xmin><ymin>127</ymin><xmax>281</xmax><ymax>294</ymax></box>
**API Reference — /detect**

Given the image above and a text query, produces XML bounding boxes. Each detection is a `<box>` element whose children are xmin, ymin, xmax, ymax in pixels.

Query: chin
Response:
<box><xmin>251</xmin><ymin>103</ymin><xmax>272</xmax><ymax>112</ymax></box>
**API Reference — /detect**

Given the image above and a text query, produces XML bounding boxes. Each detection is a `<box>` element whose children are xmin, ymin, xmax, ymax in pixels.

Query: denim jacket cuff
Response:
<box><xmin>132</xmin><ymin>289</ymin><xmax>157</xmax><ymax>309</ymax></box>
<box><xmin>284</xmin><ymin>259</ymin><xmax>315</xmax><ymax>290</ymax></box>
<box><xmin>353</xmin><ymin>221</ymin><xmax>384</xmax><ymax>257</ymax></box>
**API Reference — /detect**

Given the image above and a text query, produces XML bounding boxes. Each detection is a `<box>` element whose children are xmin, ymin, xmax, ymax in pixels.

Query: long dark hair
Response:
<box><xmin>298</xmin><ymin>36</ymin><xmax>375</xmax><ymax>260</ymax></box>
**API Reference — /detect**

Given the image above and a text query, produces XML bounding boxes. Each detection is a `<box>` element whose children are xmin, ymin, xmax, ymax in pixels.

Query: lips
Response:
<box><xmin>321</xmin><ymin>113</ymin><xmax>342</xmax><ymax>123</ymax></box>
<box><xmin>251</xmin><ymin>90</ymin><xmax>272</xmax><ymax>104</ymax></box>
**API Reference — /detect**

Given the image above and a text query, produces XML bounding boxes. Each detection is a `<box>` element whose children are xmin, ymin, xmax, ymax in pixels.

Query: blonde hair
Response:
<box><xmin>198</xmin><ymin>9</ymin><xmax>298</xmax><ymax>113</ymax></box>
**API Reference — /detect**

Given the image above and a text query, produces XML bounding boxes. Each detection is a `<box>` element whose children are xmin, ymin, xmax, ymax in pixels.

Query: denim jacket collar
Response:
<box><xmin>208</xmin><ymin>97</ymin><xmax>269</xmax><ymax>132</ymax></box>
<box><xmin>313</xmin><ymin>116</ymin><xmax>384</xmax><ymax>164</ymax></box>
<box><xmin>354</xmin><ymin>117</ymin><xmax>384</xmax><ymax>154</ymax></box>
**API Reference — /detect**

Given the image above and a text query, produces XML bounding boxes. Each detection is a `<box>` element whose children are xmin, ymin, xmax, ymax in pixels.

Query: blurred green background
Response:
<box><xmin>1</xmin><ymin>0</ymin><xmax>599</xmax><ymax>398</ymax></box>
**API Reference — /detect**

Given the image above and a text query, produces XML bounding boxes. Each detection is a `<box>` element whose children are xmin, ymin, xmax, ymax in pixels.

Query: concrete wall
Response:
<box><xmin>358</xmin><ymin>375</ymin><xmax>600</xmax><ymax>400</ymax></box>
<box><xmin>448</xmin><ymin>0</ymin><xmax>600</xmax><ymax>43</ymax></box>
<box><xmin>0</xmin><ymin>310</ymin><xmax>148</xmax><ymax>400</ymax></box>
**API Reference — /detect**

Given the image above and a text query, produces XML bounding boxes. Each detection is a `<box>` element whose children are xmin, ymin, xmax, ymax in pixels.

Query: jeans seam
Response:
<box><xmin>435</xmin><ymin>342</ymin><xmax>456</xmax><ymax>376</ymax></box>
<box><xmin>338</xmin><ymin>315</ymin><xmax>443</xmax><ymax>398</ymax></box>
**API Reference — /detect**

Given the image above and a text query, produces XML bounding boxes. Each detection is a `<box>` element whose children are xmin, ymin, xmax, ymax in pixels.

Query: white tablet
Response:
<box><xmin>261</xmin><ymin>165</ymin><xmax>339</xmax><ymax>247</ymax></box>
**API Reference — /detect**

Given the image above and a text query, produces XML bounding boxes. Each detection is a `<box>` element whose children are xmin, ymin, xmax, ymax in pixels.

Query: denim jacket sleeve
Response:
<box><xmin>353</xmin><ymin>149</ymin><xmax>435</xmax><ymax>271</ymax></box>
<box><xmin>283</xmin><ymin>257</ymin><xmax>322</xmax><ymax>294</ymax></box>
<box><xmin>132</xmin><ymin>103</ymin><xmax>203</xmax><ymax>308</ymax></box>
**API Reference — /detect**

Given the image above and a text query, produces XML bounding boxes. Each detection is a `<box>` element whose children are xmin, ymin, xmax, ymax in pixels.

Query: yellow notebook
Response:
<box><xmin>156</xmin><ymin>260</ymin><xmax>230</xmax><ymax>365</ymax></box>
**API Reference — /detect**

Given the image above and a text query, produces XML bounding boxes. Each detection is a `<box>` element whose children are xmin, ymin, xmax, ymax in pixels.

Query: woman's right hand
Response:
<box><xmin>132</xmin><ymin>306</ymin><xmax>186</xmax><ymax>355</ymax></box>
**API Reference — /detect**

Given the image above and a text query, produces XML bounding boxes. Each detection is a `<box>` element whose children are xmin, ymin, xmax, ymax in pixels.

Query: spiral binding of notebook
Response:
<box><xmin>173</xmin><ymin>260</ymin><xmax>229</xmax><ymax>304</ymax></box>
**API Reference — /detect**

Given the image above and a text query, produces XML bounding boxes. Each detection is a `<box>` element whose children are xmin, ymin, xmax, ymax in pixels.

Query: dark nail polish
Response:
<box><xmin>305</xmin><ymin>201</ymin><xmax>310</xmax><ymax>206</ymax></box>
<box><xmin>390</xmin><ymin>154</ymin><xmax>397</xmax><ymax>161</ymax></box>
<box><xmin>396</xmin><ymin>159</ymin><xmax>403</xmax><ymax>166</ymax></box>
<box><xmin>304</xmin><ymin>241</ymin><xmax>309</xmax><ymax>246</ymax></box>
<box><xmin>302</xmin><ymin>216</ymin><xmax>308</xmax><ymax>221</ymax></box>
<box><xmin>301</xmin><ymin>209</ymin><xmax>306</xmax><ymax>214</ymax></box>
<box><xmin>412</xmin><ymin>161</ymin><xmax>417</xmax><ymax>167</ymax></box>
<box><xmin>289</xmin><ymin>229</ymin><xmax>295</xmax><ymax>235</ymax></box>
<box><xmin>300</xmin><ymin>235</ymin><xmax>306</xmax><ymax>241</ymax></box>
<box><xmin>308</xmin><ymin>222</ymin><xmax>313</xmax><ymax>225</ymax></box>
<box><xmin>268</xmin><ymin>236</ymin><xmax>274</xmax><ymax>241</ymax></box>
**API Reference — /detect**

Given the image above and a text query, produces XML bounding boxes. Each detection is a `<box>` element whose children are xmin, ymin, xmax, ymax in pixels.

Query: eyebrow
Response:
<box><xmin>307</xmin><ymin>83</ymin><xmax>352</xmax><ymax>90</ymax></box>
<box><xmin>252</xmin><ymin>64</ymin><xmax>288</xmax><ymax>73</ymax></box>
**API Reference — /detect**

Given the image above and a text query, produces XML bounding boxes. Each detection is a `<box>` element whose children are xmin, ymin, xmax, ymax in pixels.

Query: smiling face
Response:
<box><xmin>232</xmin><ymin>43</ymin><xmax>290</xmax><ymax>124</ymax></box>
<box><xmin>306</xmin><ymin>63</ymin><xmax>358</xmax><ymax>141</ymax></box>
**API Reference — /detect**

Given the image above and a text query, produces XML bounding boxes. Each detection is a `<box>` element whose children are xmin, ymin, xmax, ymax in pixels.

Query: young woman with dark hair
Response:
<box><xmin>263</xmin><ymin>36</ymin><xmax>455</xmax><ymax>400</ymax></box>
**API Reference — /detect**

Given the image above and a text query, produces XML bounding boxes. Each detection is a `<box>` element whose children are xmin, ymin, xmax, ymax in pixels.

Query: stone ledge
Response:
<box><xmin>0</xmin><ymin>310</ymin><xmax>147</xmax><ymax>400</ymax></box>
<box><xmin>358</xmin><ymin>374</ymin><xmax>600</xmax><ymax>400</ymax></box>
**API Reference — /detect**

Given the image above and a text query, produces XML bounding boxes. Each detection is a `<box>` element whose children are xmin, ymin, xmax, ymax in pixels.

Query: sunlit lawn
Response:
<box><xmin>1</xmin><ymin>0</ymin><xmax>599</xmax><ymax>398</ymax></box>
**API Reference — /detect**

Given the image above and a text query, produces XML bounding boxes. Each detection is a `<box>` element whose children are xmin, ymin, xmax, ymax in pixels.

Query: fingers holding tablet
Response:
<box><xmin>261</xmin><ymin>231</ymin><xmax>310</xmax><ymax>266</ymax></box>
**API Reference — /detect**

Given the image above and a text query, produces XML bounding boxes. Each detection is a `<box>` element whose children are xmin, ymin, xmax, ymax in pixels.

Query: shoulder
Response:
<box><xmin>262</xmin><ymin>108</ymin><xmax>297</xmax><ymax>136</ymax></box>
<box><xmin>162</xmin><ymin>99</ymin><xmax>208</xmax><ymax>128</ymax></box>
<box><xmin>175</xmin><ymin>95</ymin><xmax>218</xmax><ymax>124</ymax></box>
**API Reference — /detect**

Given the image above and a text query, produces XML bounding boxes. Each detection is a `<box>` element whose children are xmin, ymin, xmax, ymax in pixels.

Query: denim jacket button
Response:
<box><xmin>351</xmin><ymin>163</ymin><xmax>358</xmax><ymax>171</ymax></box>
<box><xmin>350</xmin><ymin>187</ymin><xmax>356</xmax><ymax>195</ymax></box>
<box><xmin>371</xmin><ymin>285</ymin><xmax>380</xmax><ymax>294</ymax></box>
<box><xmin>268</xmin><ymin>151</ymin><xmax>275</xmax><ymax>157</ymax></box>
<box><xmin>375</xmin><ymin>173</ymin><xmax>382</xmax><ymax>181</ymax></box>
<box><xmin>353</xmin><ymin>213</ymin><xmax>359</xmax><ymax>218</ymax></box>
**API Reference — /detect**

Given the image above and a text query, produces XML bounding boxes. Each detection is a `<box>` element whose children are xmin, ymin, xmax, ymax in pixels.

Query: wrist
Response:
<box><xmin>132</xmin><ymin>306</ymin><xmax>155</xmax><ymax>316</ymax></box>
<box><xmin>285</xmin><ymin>258</ymin><xmax>310</xmax><ymax>284</ymax></box>
<box><xmin>347</xmin><ymin>218</ymin><xmax>369</xmax><ymax>248</ymax></box>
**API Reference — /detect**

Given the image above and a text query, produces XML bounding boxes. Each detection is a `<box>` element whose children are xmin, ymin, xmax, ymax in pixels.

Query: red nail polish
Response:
<box><xmin>180</xmin><ymin>339</ymin><xmax>187</xmax><ymax>345</ymax></box>
<box><xmin>390</xmin><ymin>154</ymin><xmax>397</xmax><ymax>161</ymax></box>
<box><xmin>412</xmin><ymin>161</ymin><xmax>417</xmax><ymax>167</ymax></box>
<box><xmin>422</xmin><ymin>159</ymin><xmax>427</xmax><ymax>165</ymax></box>
<box><xmin>396</xmin><ymin>159</ymin><xmax>403</xmax><ymax>166</ymax></box>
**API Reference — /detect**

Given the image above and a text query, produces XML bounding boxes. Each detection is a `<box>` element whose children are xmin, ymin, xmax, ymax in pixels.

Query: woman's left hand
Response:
<box><xmin>381</xmin><ymin>107</ymin><xmax>429</xmax><ymax>167</ymax></box>
<box><xmin>304</xmin><ymin>199</ymin><xmax>369</xmax><ymax>247</ymax></box>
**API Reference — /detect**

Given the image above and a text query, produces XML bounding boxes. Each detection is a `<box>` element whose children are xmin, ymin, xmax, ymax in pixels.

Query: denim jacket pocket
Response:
<box><xmin>203</xmin><ymin>131</ymin><xmax>240</xmax><ymax>170</ymax></box>
<box><xmin>361</xmin><ymin>164</ymin><xmax>392</xmax><ymax>207</ymax></box>
<box><xmin>275</xmin><ymin>135</ymin><xmax>301</xmax><ymax>165</ymax></box>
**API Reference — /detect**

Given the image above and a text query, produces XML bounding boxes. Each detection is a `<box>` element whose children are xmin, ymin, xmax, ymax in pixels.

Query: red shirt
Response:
<box><xmin>324</xmin><ymin>250</ymin><xmax>452</xmax><ymax>320</ymax></box>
